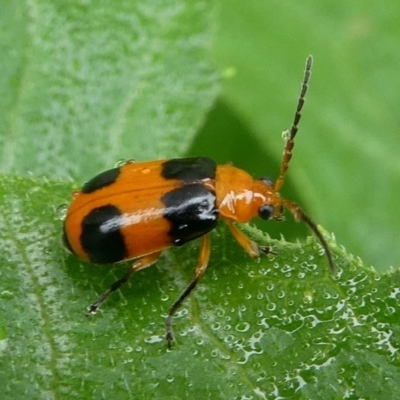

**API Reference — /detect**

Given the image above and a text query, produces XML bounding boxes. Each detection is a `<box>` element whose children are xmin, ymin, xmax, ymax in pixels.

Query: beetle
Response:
<box><xmin>62</xmin><ymin>56</ymin><xmax>334</xmax><ymax>346</ymax></box>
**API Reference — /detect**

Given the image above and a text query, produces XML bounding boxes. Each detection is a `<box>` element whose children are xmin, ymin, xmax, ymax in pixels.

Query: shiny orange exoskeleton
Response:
<box><xmin>63</xmin><ymin>56</ymin><xmax>334</xmax><ymax>346</ymax></box>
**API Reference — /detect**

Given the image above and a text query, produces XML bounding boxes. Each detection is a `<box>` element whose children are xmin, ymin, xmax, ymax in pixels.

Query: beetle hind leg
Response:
<box><xmin>85</xmin><ymin>251</ymin><xmax>161</xmax><ymax>316</ymax></box>
<box><xmin>166</xmin><ymin>234</ymin><xmax>211</xmax><ymax>348</ymax></box>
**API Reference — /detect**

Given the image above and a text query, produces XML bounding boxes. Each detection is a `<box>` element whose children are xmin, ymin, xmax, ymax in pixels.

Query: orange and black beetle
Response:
<box><xmin>63</xmin><ymin>56</ymin><xmax>334</xmax><ymax>346</ymax></box>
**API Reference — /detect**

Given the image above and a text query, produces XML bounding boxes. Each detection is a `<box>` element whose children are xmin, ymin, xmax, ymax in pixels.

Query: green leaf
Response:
<box><xmin>0</xmin><ymin>1</ymin><xmax>218</xmax><ymax>179</ymax></box>
<box><xmin>1</xmin><ymin>176</ymin><xmax>400</xmax><ymax>399</ymax></box>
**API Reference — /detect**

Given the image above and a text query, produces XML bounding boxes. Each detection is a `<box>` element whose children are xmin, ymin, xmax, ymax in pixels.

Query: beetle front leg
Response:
<box><xmin>226</xmin><ymin>220</ymin><xmax>275</xmax><ymax>258</ymax></box>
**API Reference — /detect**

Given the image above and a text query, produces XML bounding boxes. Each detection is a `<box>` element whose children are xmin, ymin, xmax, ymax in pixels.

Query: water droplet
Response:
<box><xmin>266</xmin><ymin>302</ymin><xmax>276</xmax><ymax>311</ymax></box>
<box><xmin>210</xmin><ymin>349</ymin><xmax>218</xmax><ymax>358</ymax></box>
<box><xmin>266</xmin><ymin>283</ymin><xmax>275</xmax><ymax>291</ymax></box>
<box><xmin>303</xmin><ymin>291</ymin><xmax>313</xmax><ymax>303</ymax></box>
<box><xmin>238</xmin><ymin>304</ymin><xmax>247</xmax><ymax>313</ymax></box>
<box><xmin>223</xmin><ymin>335</ymin><xmax>235</xmax><ymax>344</ymax></box>
<box><xmin>223</xmin><ymin>323</ymin><xmax>232</xmax><ymax>332</ymax></box>
<box><xmin>211</xmin><ymin>322</ymin><xmax>221</xmax><ymax>331</ymax></box>
<box><xmin>56</xmin><ymin>204</ymin><xmax>68</xmax><ymax>220</ymax></box>
<box><xmin>389</xmin><ymin>287</ymin><xmax>400</xmax><ymax>299</ymax></box>
<box><xmin>282</xmin><ymin>129</ymin><xmax>290</xmax><ymax>140</ymax></box>
<box><xmin>346</xmin><ymin>287</ymin><xmax>356</xmax><ymax>296</ymax></box>
<box><xmin>174</xmin><ymin>308</ymin><xmax>188</xmax><ymax>319</ymax></box>
<box><xmin>277</xmin><ymin>290</ymin><xmax>285</xmax><ymax>299</ymax></box>
<box><xmin>195</xmin><ymin>337</ymin><xmax>205</xmax><ymax>346</ymax></box>
<box><xmin>235</xmin><ymin>322</ymin><xmax>250</xmax><ymax>332</ymax></box>
<box><xmin>144</xmin><ymin>335</ymin><xmax>163</xmax><ymax>344</ymax></box>
<box><xmin>281</xmin><ymin>264</ymin><xmax>293</xmax><ymax>274</ymax></box>
<box><xmin>256</xmin><ymin>310</ymin><xmax>264</xmax><ymax>318</ymax></box>
<box><xmin>160</xmin><ymin>294</ymin><xmax>169</xmax><ymax>302</ymax></box>
<box><xmin>216</xmin><ymin>308</ymin><xmax>225</xmax><ymax>317</ymax></box>
<box><xmin>258</xmin><ymin>318</ymin><xmax>270</xmax><ymax>329</ymax></box>
<box><xmin>0</xmin><ymin>290</ymin><xmax>13</xmax><ymax>300</ymax></box>
<box><xmin>114</xmin><ymin>159</ymin><xmax>136</xmax><ymax>167</ymax></box>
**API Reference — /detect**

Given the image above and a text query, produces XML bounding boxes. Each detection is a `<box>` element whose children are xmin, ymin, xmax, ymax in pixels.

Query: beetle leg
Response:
<box><xmin>226</xmin><ymin>220</ymin><xmax>274</xmax><ymax>258</ymax></box>
<box><xmin>166</xmin><ymin>234</ymin><xmax>211</xmax><ymax>347</ymax></box>
<box><xmin>86</xmin><ymin>251</ymin><xmax>162</xmax><ymax>316</ymax></box>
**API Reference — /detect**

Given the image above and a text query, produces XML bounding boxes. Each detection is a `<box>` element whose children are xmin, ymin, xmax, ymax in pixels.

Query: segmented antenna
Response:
<box><xmin>274</xmin><ymin>57</ymin><xmax>335</xmax><ymax>272</ymax></box>
<box><xmin>274</xmin><ymin>56</ymin><xmax>313</xmax><ymax>192</ymax></box>
<box><xmin>283</xmin><ymin>198</ymin><xmax>335</xmax><ymax>272</ymax></box>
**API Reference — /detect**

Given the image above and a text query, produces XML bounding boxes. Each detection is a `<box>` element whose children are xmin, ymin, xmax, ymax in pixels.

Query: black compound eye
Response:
<box><xmin>258</xmin><ymin>204</ymin><xmax>274</xmax><ymax>220</ymax></box>
<box><xmin>259</xmin><ymin>176</ymin><xmax>274</xmax><ymax>186</ymax></box>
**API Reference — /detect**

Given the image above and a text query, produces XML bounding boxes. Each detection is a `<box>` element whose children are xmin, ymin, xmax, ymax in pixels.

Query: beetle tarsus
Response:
<box><xmin>165</xmin><ymin>319</ymin><xmax>174</xmax><ymax>349</ymax></box>
<box><xmin>259</xmin><ymin>246</ymin><xmax>277</xmax><ymax>256</ymax></box>
<box><xmin>85</xmin><ymin>290</ymin><xmax>112</xmax><ymax>316</ymax></box>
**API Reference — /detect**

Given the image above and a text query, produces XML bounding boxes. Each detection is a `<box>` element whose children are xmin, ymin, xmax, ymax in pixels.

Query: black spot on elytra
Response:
<box><xmin>81</xmin><ymin>167</ymin><xmax>121</xmax><ymax>194</ymax></box>
<box><xmin>161</xmin><ymin>157</ymin><xmax>216</xmax><ymax>182</ymax></box>
<box><xmin>80</xmin><ymin>205</ymin><xmax>127</xmax><ymax>263</ymax></box>
<box><xmin>162</xmin><ymin>184</ymin><xmax>218</xmax><ymax>246</ymax></box>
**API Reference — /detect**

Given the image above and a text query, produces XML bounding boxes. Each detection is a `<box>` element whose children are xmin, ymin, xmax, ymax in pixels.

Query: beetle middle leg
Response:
<box><xmin>165</xmin><ymin>234</ymin><xmax>211</xmax><ymax>348</ymax></box>
<box><xmin>86</xmin><ymin>251</ymin><xmax>161</xmax><ymax>316</ymax></box>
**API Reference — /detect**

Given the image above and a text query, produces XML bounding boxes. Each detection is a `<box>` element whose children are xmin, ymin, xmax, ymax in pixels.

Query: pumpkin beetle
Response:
<box><xmin>63</xmin><ymin>56</ymin><xmax>334</xmax><ymax>347</ymax></box>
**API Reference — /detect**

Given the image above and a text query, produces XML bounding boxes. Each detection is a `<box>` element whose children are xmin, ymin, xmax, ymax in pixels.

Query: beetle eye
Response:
<box><xmin>259</xmin><ymin>176</ymin><xmax>274</xmax><ymax>186</ymax></box>
<box><xmin>258</xmin><ymin>204</ymin><xmax>274</xmax><ymax>220</ymax></box>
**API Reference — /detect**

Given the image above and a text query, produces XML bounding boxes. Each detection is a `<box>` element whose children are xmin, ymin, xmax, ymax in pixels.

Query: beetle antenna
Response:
<box><xmin>283</xmin><ymin>198</ymin><xmax>335</xmax><ymax>272</ymax></box>
<box><xmin>274</xmin><ymin>56</ymin><xmax>313</xmax><ymax>192</ymax></box>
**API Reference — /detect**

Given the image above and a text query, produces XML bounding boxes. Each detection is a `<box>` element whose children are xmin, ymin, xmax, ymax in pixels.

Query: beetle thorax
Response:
<box><xmin>215</xmin><ymin>165</ymin><xmax>280</xmax><ymax>223</ymax></box>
